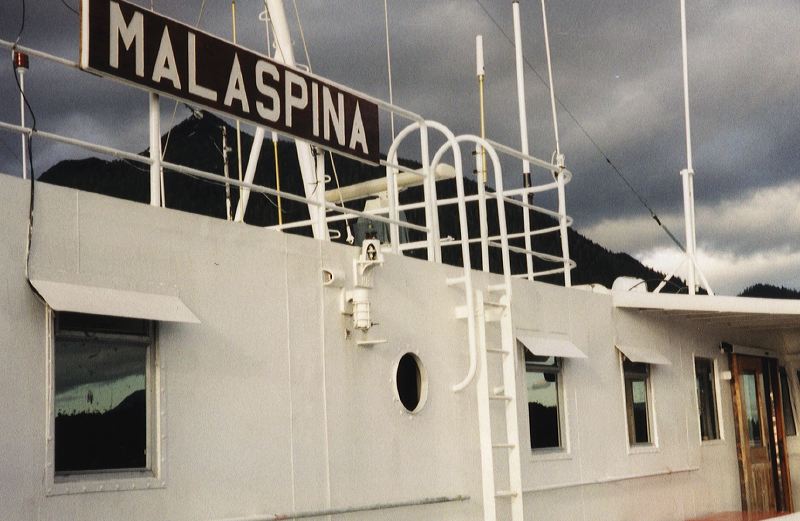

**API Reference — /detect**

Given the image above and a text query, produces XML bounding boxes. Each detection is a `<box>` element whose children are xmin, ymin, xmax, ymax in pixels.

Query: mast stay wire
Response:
<box><xmin>259</xmin><ymin>2</ymin><xmax>284</xmax><ymax>223</ymax></box>
<box><xmin>291</xmin><ymin>0</ymin><xmax>353</xmax><ymax>243</ymax></box>
<box><xmin>383</xmin><ymin>0</ymin><xmax>396</xmax><ymax>139</ymax></box>
<box><xmin>473</xmin><ymin>0</ymin><xmax>686</xmax><ymax>253</ymax></box>
<box><xmin>158</xmin><ymin>0</ymin><xmax>207</xmax><ymax>207</ymax></box>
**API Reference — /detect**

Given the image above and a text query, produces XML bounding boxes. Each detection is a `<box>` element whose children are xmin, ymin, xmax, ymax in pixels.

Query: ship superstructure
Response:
<box><xmin>2</xmin><ymin>1</ymin><xmax>800</xmax><ymax>520</ymax></box>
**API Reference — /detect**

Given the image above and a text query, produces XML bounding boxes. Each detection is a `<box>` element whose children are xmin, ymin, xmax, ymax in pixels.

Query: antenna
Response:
<box><xmin>512</xmin><ymin>0</ymin><xmax>535</xmax><ymax>279</ymax></box>
<box><xmin>678</xmin><ymin>0</ymin><xmax>712</xmax><ymax>296</ymax></box>
<box><xmin>13</xmin><ymin>50</ymin><xmax>28</xmax><ymax>181</ymax></box>
<box><xmin>475</xmin><ymin>35</ymin><xmax>490</xmax><ymax>271</ymax></box>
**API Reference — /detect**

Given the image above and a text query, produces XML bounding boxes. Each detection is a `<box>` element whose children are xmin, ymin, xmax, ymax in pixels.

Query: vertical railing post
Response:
<box><xmin>556</xmin><ymin>169</ymin><xmax>571</xmax><ymax>286</ymax></box>
<box><xmin>419</xmin><ymin>123</ymin><xmax>440</xmax><ymax>262</ymax></box>
<box><xmin>148</xmin><ymin>92</ymin><xmax>162</xmax><ymax>207</ymax></box>
<box><xmin>512</xmin><ymin>0</ymin><xmax>534</xmax><ymax>279</ymax></box>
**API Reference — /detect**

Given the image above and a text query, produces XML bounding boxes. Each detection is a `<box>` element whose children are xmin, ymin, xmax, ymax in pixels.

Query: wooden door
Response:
<box><xmin>730</xmin><ymin>354</ymin><xmax>793</xmax><ymax>512</ymax></box>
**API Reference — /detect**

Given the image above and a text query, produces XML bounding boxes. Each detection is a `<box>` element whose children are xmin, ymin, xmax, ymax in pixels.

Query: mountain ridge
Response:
<box><xmin>35</xmin><ymin>111</ymin><xmax>795</xmax><ymax>298</ymax></box>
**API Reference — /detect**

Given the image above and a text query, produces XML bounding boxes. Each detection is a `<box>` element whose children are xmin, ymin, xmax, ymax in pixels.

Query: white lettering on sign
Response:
<box><xmin>223</xmin><ymin>54</ymin><xmax>250</xmax><ymax>113</ymax></box>
<box><xmin>85</xmin><ymin>0</ymin><xmax>379</xmax><ymax>164</ymax></box>
<box><xmin>255</xmin><ymin>60</ymin><xmax>280</xmax><ymax>122</ymax></box>
<box><xmin>152</xmin><ymin>27</ymin><xmax>181</xmax><ymax>89</ymax></box>
<box><xmin>109</xmin><ymin>1</ymin><xmax>143</xmax><ymax>77</ymax></box>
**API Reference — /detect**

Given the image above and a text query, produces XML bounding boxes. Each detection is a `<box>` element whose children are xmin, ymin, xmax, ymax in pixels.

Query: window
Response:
<box><xmin>395</xmin><ymin>353</ymin><xmax>427</xmax><ymax>413</ymax></box>
<box><xmin>623</xmin><ymin>357</ymin><xmax>652</xmax><ymax>445</ymax></box>
<box><xmin>780</xmin><ymin>367</ymin><xmax>796</xmax><ymax>436</ymax></box>
<box><xmin>525</xmin><ymin>350</ymin><xmax>563</xmax><ymax>450</ymax></box>
<box><xmin>742</xmin><ymin>372</ymin><xmax>763</xmax><ymax>446</ymax></box>
<box><xmin>694</xmin><ymin>357</ymin><xmax>720</xmax><ymax>440</ymax></box>
<box><xmin>53</xmin><ymin>312</ymin><xmax>155</xmax><ymax>476</ymax></box>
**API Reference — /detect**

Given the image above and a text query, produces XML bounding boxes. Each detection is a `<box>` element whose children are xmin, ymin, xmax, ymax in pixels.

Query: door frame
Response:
<box><xmin>730</xmin><ymin>353</ymin><xmax>793</xmax><ymax>512</ymax></box>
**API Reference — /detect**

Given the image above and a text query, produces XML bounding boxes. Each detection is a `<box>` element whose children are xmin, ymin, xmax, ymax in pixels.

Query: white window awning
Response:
<box><xmin>616</xmin><ymin>344</ymin><xmax>671</xmax><ymax>366</ymax></box>
<box><xmin>31</xmin><ymin>279</ymin><xmax>200</xmax><ymax>323</ymax></box>
<box><xmin>517</xmin><ymin>331</ymin><xmax>587</xmax><ymax>359</ymax></box>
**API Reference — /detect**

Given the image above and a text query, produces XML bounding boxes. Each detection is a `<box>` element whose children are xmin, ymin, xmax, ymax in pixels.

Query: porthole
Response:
<box><xmin>395</xmin><ymin>353</ymin><xmax>427</xmax><ymax>413</ymax></box>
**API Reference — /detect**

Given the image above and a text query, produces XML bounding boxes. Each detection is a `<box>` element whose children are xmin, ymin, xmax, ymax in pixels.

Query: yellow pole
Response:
<box><xmin>478</xmin><ymin>75</ymin><xmax>487</xmax><ymax>184</ymax></box>
<box><xmin>231</xmin><ymin>1</ymin><xmax>244</xmax><ymax>201</ymax></box>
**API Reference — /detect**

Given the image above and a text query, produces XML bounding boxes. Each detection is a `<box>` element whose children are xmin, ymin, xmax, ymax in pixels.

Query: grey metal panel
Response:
<box><xmin>30</xmin><ymin>279</ymin><xmax>200</xmax><ymax>323</ymax></box>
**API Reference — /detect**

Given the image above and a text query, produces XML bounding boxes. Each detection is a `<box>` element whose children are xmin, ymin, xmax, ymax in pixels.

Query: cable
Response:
<box><xmin>383</xmin><ymin>0</ymin><xmax>396</xmax><ymax>139</ymax></box>
<box><xmin>60</xmin><ymin>0</ymin><xmax>79</xmax><ymax>16</ymax></box>
<box><xmin>13</xmin><ymin>0</ymin><xmax>45</xmax><ymax>304</ymax></box>
<box><xmin>473</xmin><ymin>0</ymin><xmax>685</xmax><ymax>252</ymax></box>
<box><xmin>290</xmin><ymin>0</ymin><xmax>352</xmax><ymax>241</ymax></box>
<box><xmin>158</xmin><ymin>0</ymin><xmax>208</xmax><ymax>208</ymax></box>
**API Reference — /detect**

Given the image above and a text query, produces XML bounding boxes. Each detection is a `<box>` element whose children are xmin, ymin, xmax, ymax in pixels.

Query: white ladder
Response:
<box><xmin>475</xmin><ymin>285</ymin><xmax>524</xmax><ymax>521</ymax></box>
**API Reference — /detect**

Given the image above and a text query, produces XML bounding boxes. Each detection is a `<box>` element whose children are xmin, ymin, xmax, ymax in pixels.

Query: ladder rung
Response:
<box><xmin>495</xmin><ymin>490</ymin><xmax>518</xmax><ymax>498</ymax></box>
<box><xmin>492</xmin><ymin>443</ymin><xmax>516</xmax><ymax>449</ymax></box>
<box><xmin>487</xmin><ymin>283</ymin><xmax>508</xmax><ymax>293</ymax></box>
<box><xmin>489</xmin><ymin>394</ymin><xmax>512</xmax><ymax>401</ymax></box>
<box><xmin>484</xmin><ymin>300</ymin><xmax>507</xmax><ymax>308</ymax></box>
<box><xmin>486</xmin><ymin>347</ymin><xmax>510</xmax><ymax>354</ymax></box>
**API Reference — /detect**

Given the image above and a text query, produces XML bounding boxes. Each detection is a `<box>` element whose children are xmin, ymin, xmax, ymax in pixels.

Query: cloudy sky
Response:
<box><xmin>1</xmin><ymin>0</ymin><xmax>798</xmax><ymax>295</ymax></box>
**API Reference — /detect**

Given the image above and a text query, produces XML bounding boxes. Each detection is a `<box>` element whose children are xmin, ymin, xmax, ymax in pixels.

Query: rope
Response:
<box><xmin>473</xmin><ymin>0</ymin><xmax>685</xmax><ymax>252</ymax></box>
<box><xmin>540</xmin><ymin>0</ymin><xmax>560</xmax><ymax>157</ymax></box>
<box><xmin>231</xmin><ymin>0</ymin><xmax>244</xmax><ymax>204</ymax></box>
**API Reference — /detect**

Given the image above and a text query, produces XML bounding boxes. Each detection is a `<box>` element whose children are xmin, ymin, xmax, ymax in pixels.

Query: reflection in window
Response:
<box><xmin>623</xmin><ymin>358</ymin><xmax>651</xmax><ymax>445</ymax></box>
<box><xmin>780</xmin><ymin>367</ymin><xmax>796</xmax><ymax>436</ymax></box>
<box><xmin>54</xmin><ymin>312</ymin><xmax>153</xmax><ymax>474</ymax></box>
<box><xmin>524</xmin><ymin>349</ymin><xmax>562</xmax><ymax>450</ymax></box>
<box><xmin>695</xmin><ymin>357</ymin><xmax>720</xmax><ymax>440</ymax></box>
<box><xmin>742</xmin><ymin>372</ymin><xmax>762</xmax><ymax>447</ymax></box>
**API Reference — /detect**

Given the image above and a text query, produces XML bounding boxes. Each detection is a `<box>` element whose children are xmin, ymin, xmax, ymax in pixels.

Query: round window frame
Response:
<box><xmin>393</xmin><ymin>352</ymin><xmax>428</xmax><ymax>414</ymax></box>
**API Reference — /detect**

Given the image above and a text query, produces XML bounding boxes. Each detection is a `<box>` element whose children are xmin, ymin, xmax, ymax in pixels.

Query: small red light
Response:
<box><xmin>13</xmin><ymin>51</ymin><xmax>29</xmax><ymax>70</ymax></box>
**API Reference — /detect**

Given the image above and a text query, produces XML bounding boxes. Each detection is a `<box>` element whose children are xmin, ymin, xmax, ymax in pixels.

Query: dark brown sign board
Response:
<box><xmin>80</xmin><ymin>0</ymin><xmax>380</xmax><ymax>165</ymax></box>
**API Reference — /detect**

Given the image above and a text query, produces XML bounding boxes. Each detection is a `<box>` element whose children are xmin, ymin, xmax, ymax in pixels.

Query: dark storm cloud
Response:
<box><xmin>1</xmin><ymin>0</ymin><xmax>798</xmax><ymax>293</ymax></box>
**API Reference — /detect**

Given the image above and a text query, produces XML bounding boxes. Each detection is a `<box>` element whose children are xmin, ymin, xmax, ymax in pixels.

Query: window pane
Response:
<box><xmin>695</xmin><ymin>358</ymin><xmax>719</xmax><ymax>440</ymax></box>
<box><xmin>55</xmin><ymin>338</ymin><xmax>147</xmax><ymax>473</ymax></box>
<box><xmin>626</xmin><ymin>377</ymin><xmax>650</xmax><ymax>444</ymax></box>
<box><xmin>527</xmin><ymin>369</ymin><xmax>560</xmax><ymax>449</ymax></box>
<box><xmin>780</xmin><ymin>368</ymin><xmax>796</xmax><ymax>436</ymax></box>
<box><xmin>742</xmin><ymin>372</ymin><xmax>762</xmax><ymax>447</ymax></box>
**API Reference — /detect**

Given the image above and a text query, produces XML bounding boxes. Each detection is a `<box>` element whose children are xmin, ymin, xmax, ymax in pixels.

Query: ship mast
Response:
<box><xmin>678</xmin><ymin>0</ymin><xmax>712</xmax><ymax>295</ymax></box>
<box><xmin>234</xmin><ymin>0</ymin><xmax>328</xmax><ymax>240</ymax></box>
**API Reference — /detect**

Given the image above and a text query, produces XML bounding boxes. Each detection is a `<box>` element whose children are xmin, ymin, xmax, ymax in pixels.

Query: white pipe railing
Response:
<box><xmin>0</xmin><ymin>39</ymin><xmax>575</xmax><ymax>287</ymax></box>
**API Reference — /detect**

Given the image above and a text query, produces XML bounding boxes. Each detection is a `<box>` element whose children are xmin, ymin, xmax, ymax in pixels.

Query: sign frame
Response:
<box><xmin>80</xmin><ymin>0</ymin><xmax>381</xmax><ymax>165</ymax></box>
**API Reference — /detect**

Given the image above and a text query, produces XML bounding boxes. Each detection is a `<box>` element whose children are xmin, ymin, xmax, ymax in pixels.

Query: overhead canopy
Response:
<box><xmin>31</xmin><ymin>279</ymin><xmax>200</xmax><ymax>323</ymax></box>
<box><xmin>517</xmin><ymin>330</ymin><xmax>587</xmax><ymax>359</ymax></box>
<box><xmin>613</xmin><ymin>291</ymin><xmax>800</xmax><ymax>331</ymax></box>
<box><xmin>616</xmin><ymin>344</ymin><xmax>671</xmax><ymax>366</ymax></box>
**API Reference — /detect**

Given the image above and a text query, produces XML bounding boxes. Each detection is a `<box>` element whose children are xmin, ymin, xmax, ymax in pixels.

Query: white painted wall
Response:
<box><xmin>0</xmin><ymin>174</ymin><xmax>797</xmax><ymax>520</ymax></box>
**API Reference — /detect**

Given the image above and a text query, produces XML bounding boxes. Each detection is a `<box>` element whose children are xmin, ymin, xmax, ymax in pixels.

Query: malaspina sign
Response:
<box><xmin>80</xmin><ymin>0</ymin><xmax>380</xmax><ymax>164</ymax></box>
